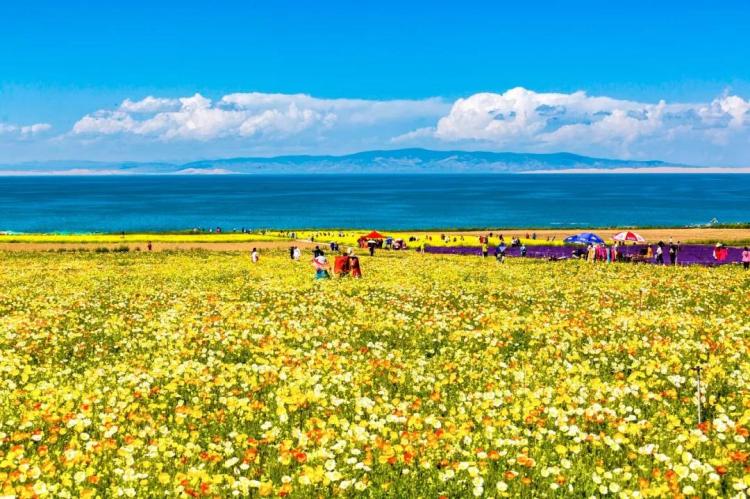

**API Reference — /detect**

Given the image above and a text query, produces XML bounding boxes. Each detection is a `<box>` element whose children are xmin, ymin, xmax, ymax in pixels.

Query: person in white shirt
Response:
<box><xmin>655</xmin><ymin>242</ymin><xmax>664</xmax><ymax>264</ymax></box>
<box><xmin>293</xmin><ymin>247</ymin><xmax>301</xmax><ymax>260</ymax></box>
<box><xmin>251</xmin><ymin>248</ymin><xmax>259</xmax><ymax>263</ymax></box>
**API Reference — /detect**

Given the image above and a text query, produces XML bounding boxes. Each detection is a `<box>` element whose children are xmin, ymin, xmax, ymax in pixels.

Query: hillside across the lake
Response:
<box><xmin>0</xmin><ymin>148</ymin><xmax>693</xmax><ymax>175</ymax></box>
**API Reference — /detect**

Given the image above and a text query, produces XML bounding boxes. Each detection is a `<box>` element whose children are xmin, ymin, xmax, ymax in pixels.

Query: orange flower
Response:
<box><xmin>729</xmin><ymin>451</ymin><xmax>749</xmax><ymax>463</ymax></box>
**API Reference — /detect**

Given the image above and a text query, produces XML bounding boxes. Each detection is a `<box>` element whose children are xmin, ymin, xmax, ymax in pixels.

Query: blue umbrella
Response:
<box><xmin>564</xmin><ymin>232</ymin><xmax>604</xmax><ymax>245</ymax></box>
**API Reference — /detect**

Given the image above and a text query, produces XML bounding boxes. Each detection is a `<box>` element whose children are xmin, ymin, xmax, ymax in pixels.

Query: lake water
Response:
<box><xmin>0</xmin><ymin>174</ymin><xmax>748</xmax><ymax>232</ymax></box>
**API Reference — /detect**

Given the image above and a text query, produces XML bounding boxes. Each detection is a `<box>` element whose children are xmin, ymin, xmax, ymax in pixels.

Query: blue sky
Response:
<box><xmin>1</xmin><ymin>1</ymin><xmax>750</xmax><ymax>165</ymax></box>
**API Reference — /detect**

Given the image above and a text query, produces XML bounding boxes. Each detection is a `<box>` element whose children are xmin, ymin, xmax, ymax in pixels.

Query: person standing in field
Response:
<box><xmin>645</xmin><ymin>245</ymin><xmax>654</xmax><ymax>260</ymax></box>
<box><xmin>147</xmin><ymin>241</ymin><xmax>152</xmax><ymax>251</ymax></box>
<box><xmin>348</xmin><ymin>248</ymin><xmax>362</xmax><ymax>278</ymax></box>
<box><xmin>312</xmin><ymin>254</ymin><xmax>331</xmax><ymax>279</ymax></box>
<box><xmin>251</xmin><ymin>248</ymin><xmax>259</xmax><ymax>263</ymax></box>
<box><xmin>655</xmin><ymin>242</ymin><xmax>664</xmax><ymax>264</ymax></box>
<box><xmin>669</xmin><ymin>241</ymin><xmax>679</xmax><ymax>265</ymax></box>
<box><xmin>742</xmin><ymin>246</ymin><xmax>750</xmax><ymax>270</ymax></box>
<box><xmin>293</xmin><ymin>246</ymin><xmax>301</xmax><ymax>261</ymax></box>
<box><xmin>334</xmin><ymin>250</ymin><xmax>351</xmax><ymax>277</ymax></box>
<box><xmin>713</xmin><ymin>243</ymin><xmax>728</xmax><ymax>262</ymax></box>
<box><xmin>496</xmin><ymin>241</ymin><xmax>507</xmax><ymax>263</ymax></box>
<box><xmin>289</xmin><ymin>246</ymin><xmax>295</xmax><ymax>260</ymax></box>
<box><xmin>368</xmin><ymin>240</ymin><xmax>376</xmax><ymax>256</ymax></box>
<box><xmin>481</xmin><ymin>241</ymin><xmax>488</xmax><ymax>258</ymax></box>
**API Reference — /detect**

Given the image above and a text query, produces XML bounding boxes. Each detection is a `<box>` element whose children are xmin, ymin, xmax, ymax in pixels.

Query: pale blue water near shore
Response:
<box><xmin>0</xmin><ymin>174</ymin><xmax>749</xmax><ymax>232</ymax></box>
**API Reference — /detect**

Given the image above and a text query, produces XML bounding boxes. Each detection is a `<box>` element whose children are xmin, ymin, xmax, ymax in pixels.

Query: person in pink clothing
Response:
<box><xmin>742</xmin><ymin>246</ymin><xmax>750</xmax><ymax>270</ymax></box>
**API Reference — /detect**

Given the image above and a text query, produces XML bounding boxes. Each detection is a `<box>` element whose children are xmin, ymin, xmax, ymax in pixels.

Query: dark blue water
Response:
<box><xmin>0</xmin><ymin>174</ymin><xmax>748</xmax><ymax>231</ymax></box>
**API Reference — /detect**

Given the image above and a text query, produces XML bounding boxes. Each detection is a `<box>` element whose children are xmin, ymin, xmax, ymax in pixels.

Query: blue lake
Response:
<box><xmin>0</xmin><ymin>174</ymin><xmax>748</xmax><ymax>232</ymax></box>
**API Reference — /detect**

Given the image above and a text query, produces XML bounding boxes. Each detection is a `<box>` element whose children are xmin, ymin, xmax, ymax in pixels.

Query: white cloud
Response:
<box><xmin>0</xmin><ymin>122</ymin><xmax>52</xmax><ymax>137</ymax></box>
<box><xmin>72</xmin><ymin>92</ymin><xmax>449</xmax><ymax>143</ymax></box>
<box><xmin>7</xmin><ymin>88</ymin><xmax>750</xmax><ymax>165</ymax></box>
<box><xmin>418</xmin><ymin>87</ymin><xmax>750</xmax><ymax>160</ymax></box>
<box><xmin>119</xmin><ymin>96</ymin><xmax>180</xmax><ymax>113</ymax></box>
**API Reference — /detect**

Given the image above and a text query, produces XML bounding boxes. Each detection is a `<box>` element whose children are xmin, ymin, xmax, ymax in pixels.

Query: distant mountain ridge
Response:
<box><xmin>0</xmin><ymin>148</ymin><xmax>689</xmax><ymax>174</ymax></box>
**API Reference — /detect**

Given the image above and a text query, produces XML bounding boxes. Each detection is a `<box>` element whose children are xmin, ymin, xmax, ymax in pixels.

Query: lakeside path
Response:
<box><xmin>0</xmin><ymin>227</ymin><xmax>748</xmax><ymax>251</ymax></box>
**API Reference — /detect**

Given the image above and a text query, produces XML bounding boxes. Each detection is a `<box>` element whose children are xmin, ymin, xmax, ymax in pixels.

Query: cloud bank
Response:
<box><xmin>72</xmin><ymin>92</ymin><xmax>448</xmax><ymax>142</ymax></box>
<box><xmin>418</xmin><ymin>87</ymin><xmax>750</xmax><ymax>162</ymax></box>
<box><xmin>0</xmin><ymin>122</ymin><xmax>52</xmax><ymax>138</ymax></box>
<box><xmin>2</xmin><ymin>88</ymin><xmax>750</xmax><ymax>165</ymax></box>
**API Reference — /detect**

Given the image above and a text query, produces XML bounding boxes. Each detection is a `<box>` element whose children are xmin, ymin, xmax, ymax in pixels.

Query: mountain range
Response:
<box><xmin>0</xmin><ymin>149</ymin><xmax>694</xmax><ymax>175</ymax></box>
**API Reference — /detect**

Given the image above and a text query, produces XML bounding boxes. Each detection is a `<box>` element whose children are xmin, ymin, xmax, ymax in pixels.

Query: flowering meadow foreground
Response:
<box><xmin>1</xmin><ymin>250</ymin><xmax>749</xmax><ymax>498</ymax></box>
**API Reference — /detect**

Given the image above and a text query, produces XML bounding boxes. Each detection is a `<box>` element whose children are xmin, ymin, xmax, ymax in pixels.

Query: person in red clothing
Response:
<box><xmin>713</xmin><ymin>243</ymin><xmax>728</xmax><ymax>262</ymax></box>
<box><xmin>347</xmin><ymin>248</ymin><xmax>362</xmax><ymax>278</ymax></box>
<box><xmin>333</xmin><ymin>250</ymin><xmax>351</xmax><ymax>277</ymax></box>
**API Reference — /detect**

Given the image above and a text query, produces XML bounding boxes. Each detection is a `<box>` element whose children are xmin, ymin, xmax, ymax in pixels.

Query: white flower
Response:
<box><xmin>33</xmin><ymin>481</ymin><xmax>48</xmax><ymax>495</ymax></box>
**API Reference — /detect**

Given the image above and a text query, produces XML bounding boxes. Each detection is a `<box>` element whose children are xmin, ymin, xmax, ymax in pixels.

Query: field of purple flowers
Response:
<box><xmin>424</xmin><ymin>244</ymin><xmax>744</xmax><ymax>266</ymax></box>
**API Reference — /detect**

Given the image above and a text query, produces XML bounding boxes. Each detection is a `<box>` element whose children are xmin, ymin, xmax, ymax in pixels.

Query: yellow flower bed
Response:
<box><xmin>0</xmin><ymin>233</ymin><xmax>290</xmax><ymax>244</ymax></box>
<box><xmin>0</xmin><ymin>250</ymin><xmax>748</xmax><ymax>497</ymax></box>
<box><xmin>297</xmin><ymin>231</ymin><xmax>564</xmax><ymax>247</ymax></box>
<box><xmin>0</xmin><ymin>231</ymin><xmax>563</xmax><ymax>246</ymax></box>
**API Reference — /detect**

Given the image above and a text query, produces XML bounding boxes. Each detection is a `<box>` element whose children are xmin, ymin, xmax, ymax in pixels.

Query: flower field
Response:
<box><xmin>1</xmin><ymin>250</ymin><xmax>749</xmax><ymax>498</ymax></box>
<box><xmin>426</xmin><ymin>244</ymin><xmax>747</xmax><ymax>266</ymax></box>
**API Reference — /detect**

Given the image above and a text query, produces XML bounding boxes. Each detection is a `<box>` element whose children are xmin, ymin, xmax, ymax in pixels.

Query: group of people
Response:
<box><xmin>312</xmin><ymin>247</ymin><xmax>362</xmax><ymax>279</ymax></box>
<box><xmin>577</xmin><ymin>240</ymin><xmax>682</xmax><ymax>264</ymax></box>
<box><xmin>578</xmin><ymin>243</ymin><xmax>621</xmax><ymax>263</ymax></box>
<box><xmin>288</xmin><ymin>245</ymin><xmax>302</xmax><ymax>260</ymax></box>
<box><xmin>477</xmin><ymin>240</ymin><xmax>527</xmax><ymax>262</ymax></box>
<box><xmin>251</xmin><ymin>245</ymin><xmax>364</xmax><ymax>279</ymax></box>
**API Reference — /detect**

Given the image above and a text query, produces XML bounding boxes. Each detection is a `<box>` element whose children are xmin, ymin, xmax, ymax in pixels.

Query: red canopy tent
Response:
<box><xmin>358</xmin><ymin>231</ymin><xmax>387</xmax><ymax>248</ymax></box>
<box><xmin>363</xmin><ymin>230</ymin><xmax>386</xmax><ymax>239</ymax></box>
